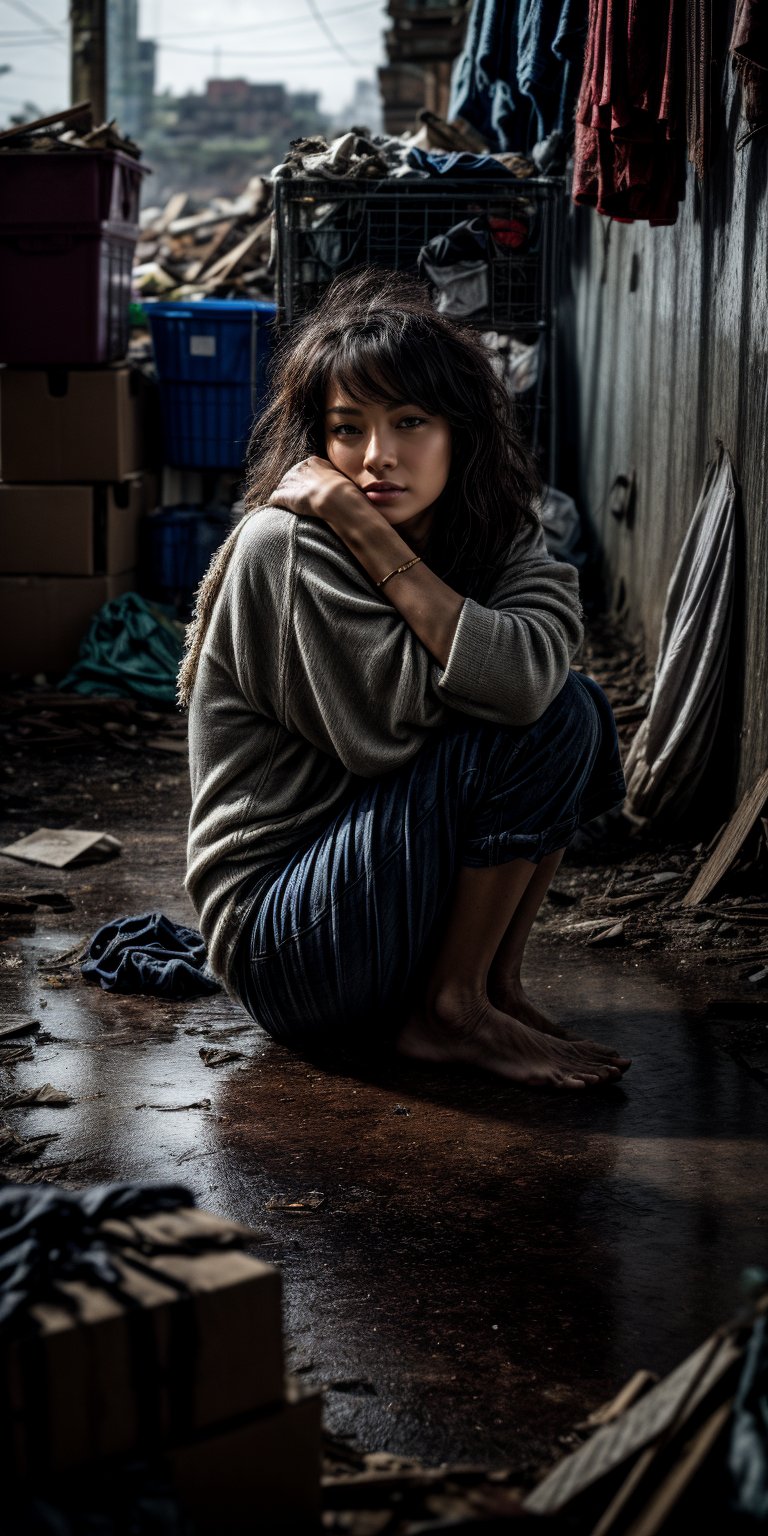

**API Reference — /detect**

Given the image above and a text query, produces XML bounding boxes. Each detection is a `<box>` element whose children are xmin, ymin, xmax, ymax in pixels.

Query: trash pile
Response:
<box><xmin>135</xmin><ymin>176</ymin><xmax>273</xmax><ymax>300</ymax></box>
<box><xmin>522</xmin><ymin>1283</ymin><xmax>768</xmax><ymax>1533</ymax></box>
<box><xmin>131</xmin><ymin>108</ymin><xmax>547</xmax><ymax>304</ymax></box>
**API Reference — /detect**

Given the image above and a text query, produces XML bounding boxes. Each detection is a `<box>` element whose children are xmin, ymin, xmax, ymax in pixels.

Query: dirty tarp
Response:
<box><xmin>624</xmin><ymin>444</ymin><xmax>737</xmax><ymax>822</ymax></box>
<box><xmin>59</xmin><ymin>592</ymin><xmax>185</xmax><ymax>706</ymax></box>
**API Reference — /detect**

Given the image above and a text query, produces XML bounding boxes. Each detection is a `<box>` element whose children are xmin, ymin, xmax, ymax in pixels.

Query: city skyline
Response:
<box><xmin>0</xmin><ymin>0</ymin><xmax>386</xmax><ymax>126</ymax></box>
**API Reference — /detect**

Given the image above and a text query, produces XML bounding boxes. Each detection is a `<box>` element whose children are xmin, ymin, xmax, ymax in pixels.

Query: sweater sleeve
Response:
<box><xmin>432</xmin><ymin>519</ymin><xmax>584</xmax><ymax>726</ymax></box>
<box><xmin>283</xmin><ymin>517</ymin><xmax>446</xmax><ymax>778</ymax></box>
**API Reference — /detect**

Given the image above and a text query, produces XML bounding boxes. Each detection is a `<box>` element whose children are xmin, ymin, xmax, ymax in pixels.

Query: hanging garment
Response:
<box><xmin>731</xmin><ymin>0</ymin><xmax>768</xmax><ymax>149</ymax></box>
<box><xmin>573</xmin><ymin>0</ymin><xmax>688</xmax><ymax>225</ymax></box>
<box><xmin>517</xmin><ymin>0</ymin><xmax>589</xmax><ymax>142</ymax></box>
<box><xmin>82</xmin><ymin>912</ymin><xmax>220</xmax><ymax>998</ymax></box>
<box><xmin>448</xmin><ymin>0</ymin><xmax>534</xmax><ymax>153</ymax></box>
<box><xmin>623</xmin><ymin>445</ymin><xmax>737</xmax><ymax>821</ymax></box>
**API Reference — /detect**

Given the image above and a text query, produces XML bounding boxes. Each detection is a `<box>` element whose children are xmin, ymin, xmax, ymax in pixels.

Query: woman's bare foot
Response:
<box><xmin>487</xmin><ymin>975</ymin><xmax>577</xmax><ymax>1041</ymax></box>
<box><xmin>397</xmin><ymin>987</ymin><xmax>631</xmax><ymax>1091</ymax></box>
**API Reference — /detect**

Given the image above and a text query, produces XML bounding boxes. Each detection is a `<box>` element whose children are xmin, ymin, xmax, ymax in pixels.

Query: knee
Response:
<box><xmin>539</xmin><ymin>671</ymin><xmax>603</xmax><ymax>758</ymax></box>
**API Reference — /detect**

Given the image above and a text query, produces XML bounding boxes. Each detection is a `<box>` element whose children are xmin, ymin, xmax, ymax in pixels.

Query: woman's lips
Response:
<box><xmin>363</xmin><ymin>485</ymin><xmax>407</xmax><ymax>503</ymax></box>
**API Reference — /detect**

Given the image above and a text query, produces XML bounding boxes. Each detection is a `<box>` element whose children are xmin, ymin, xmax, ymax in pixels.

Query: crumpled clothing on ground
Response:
<box><xmin>572</xmin><ymin>0</ymin><xmax>687</xmax><ymax>225</ymax></box>
<box><xmin>59</xmin><ymin>592</ymin><xmax>184</xmax><ymax>705</ymax></box>
<box><xmin>82</xmin><ymin>911</ymin><xmax>220</xmax><ymax>998</ymax></box>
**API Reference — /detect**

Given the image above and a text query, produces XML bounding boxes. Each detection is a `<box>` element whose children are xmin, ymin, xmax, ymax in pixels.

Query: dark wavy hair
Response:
<box><xmin>178</xmin><ymin>267</ymin><xmax>541</xmax><ymax>706</ymax></box>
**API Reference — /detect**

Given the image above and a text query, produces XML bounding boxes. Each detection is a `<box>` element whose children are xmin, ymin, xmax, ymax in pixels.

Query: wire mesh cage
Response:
<box><xmin>274</xmin><ymin>175</ymin><xmax>564</xmax><ymax>333</ymax></box>
<box><xmin>274</xmin><ymin>175</ymin><xmax>565</xmax><ymax>475</ymax></box>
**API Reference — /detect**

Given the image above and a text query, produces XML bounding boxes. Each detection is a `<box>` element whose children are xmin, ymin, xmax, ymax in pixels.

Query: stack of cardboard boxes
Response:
<box><xmin>0</xmin><ymin>365</ymin><xmax>156</xmax><ymax>678</ymax></box>
<box><xmin>5</xmin><ymin>1202</ymin><xmax>322</xmax><ymax>1529</ymax></box>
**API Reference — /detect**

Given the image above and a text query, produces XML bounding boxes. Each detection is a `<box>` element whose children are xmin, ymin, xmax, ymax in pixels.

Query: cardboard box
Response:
<box><xmin>0</xmin><ymin>480</ymin><xmax>143</xmax><ymax>575</ymax></box>
<box><xmin>0</xmin><ymin>572</ymin><xmax>134</xmax><ymax>675</ymax></box>
<box><xmin>170</xmin><ymin>1387</ymin><xmax>322</xmax><ymax>1531</ymax></box>
<box><xmin>0</xmin><ymin>365</ymin><xmax>150</xmax><ymax>482</ymax></box>
<box><xmin>5</xmin><ymin>1208</ymin><xmax>286</xmax><ymax>1480</ymax></box>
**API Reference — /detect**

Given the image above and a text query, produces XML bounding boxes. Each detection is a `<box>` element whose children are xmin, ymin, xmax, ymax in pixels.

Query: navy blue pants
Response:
<box><xmin>234</xmin><ymin>672</ymin><xmax>625</xmax><ymax>1048</ymax></box>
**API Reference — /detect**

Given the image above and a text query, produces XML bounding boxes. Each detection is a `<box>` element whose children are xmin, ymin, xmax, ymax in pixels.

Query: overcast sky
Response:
<box><xmin>0</xmin><ymin>0</ymin><xmax>387</xmax><ymax>125</ymax></box>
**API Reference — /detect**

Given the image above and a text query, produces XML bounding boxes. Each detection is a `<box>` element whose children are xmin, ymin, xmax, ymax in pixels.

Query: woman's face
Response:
<box><xmin>324</xmin><ymin>383</ymin><xmax>451</xmax><ymax>535</ymax></box>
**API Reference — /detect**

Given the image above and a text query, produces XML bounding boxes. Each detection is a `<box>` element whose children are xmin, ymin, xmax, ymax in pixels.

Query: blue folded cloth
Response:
<box><xmin>82</xmin><ymin>912</ymin><xmax>220</xmax><ymax>998</ymax></box>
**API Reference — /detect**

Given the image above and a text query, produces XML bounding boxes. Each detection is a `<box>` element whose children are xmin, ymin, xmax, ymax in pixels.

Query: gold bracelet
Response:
<box><xmin>376</xmin><ymin>555</ymin><xmax>422</xmax><ymax>588</ymax></box>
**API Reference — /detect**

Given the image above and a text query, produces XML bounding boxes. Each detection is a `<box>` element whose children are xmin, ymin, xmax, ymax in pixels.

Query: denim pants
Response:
<box><xmin>233</xmin><ymin>671</ymin><xmax>626</xmax><ymax>1048</ymax></box>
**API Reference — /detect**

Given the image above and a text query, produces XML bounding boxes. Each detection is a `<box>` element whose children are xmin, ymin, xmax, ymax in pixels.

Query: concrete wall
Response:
<box><xmin>565</xmin><ymin>62</ymin><xmax>768</xmax><ymax>804</ymax></box>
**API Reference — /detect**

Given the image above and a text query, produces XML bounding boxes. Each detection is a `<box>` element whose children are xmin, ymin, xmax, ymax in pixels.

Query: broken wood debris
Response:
<box><xmin>524</xmin><ymin>1292</ymin><xmax>768</xmax><ymax>1533</ymax></box>
<box><xmin>0</xmin><ymin>101</ymin><xmax>140</xmax><ymax>159</ymax></box>
<box><xmin>683</xmin><ymin>767</ymin><xmax>768</xmax><ymax>906</ymax></box>
<box><xmin>135</xmin><ymin>177</ymin><xmax>273</xmax><ymax>301</ymax></box>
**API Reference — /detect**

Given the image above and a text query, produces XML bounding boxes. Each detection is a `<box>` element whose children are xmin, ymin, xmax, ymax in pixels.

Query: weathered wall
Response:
<box><xmin>565</xmin><ymin>61</ymin><xmax>768</xmax><ymax>805</ymax></box>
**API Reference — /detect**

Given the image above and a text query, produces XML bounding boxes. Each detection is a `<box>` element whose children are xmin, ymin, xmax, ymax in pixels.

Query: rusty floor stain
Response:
<box><xmin>1</xmin><ymin>757</ymin><xmax>766</xmax><ymax>1474</ymax></box>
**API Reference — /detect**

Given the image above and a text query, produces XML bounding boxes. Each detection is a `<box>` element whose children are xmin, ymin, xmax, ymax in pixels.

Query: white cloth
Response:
<box><xmin>624</xmin><ymin>444</ymin><xmax>736</xmax><ymax>820</ymax></box>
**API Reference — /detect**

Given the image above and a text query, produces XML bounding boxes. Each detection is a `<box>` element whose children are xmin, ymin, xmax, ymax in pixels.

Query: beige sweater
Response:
<box><xmin>186</xmin><ymin>506</ymin><xmax>583</xmax><ymax>987</ymax></box>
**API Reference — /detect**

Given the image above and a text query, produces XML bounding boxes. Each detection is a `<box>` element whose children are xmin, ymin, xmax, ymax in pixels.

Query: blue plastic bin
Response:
<box><xmin>146</xmin><ymin>299</ymin><xmax>276</xmax><ymax>469</ymax></box>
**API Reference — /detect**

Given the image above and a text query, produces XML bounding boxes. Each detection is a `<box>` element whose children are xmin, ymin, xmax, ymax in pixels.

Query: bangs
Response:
<box><xmin>316</xmin><ymin>320</ymin><xmax>453</xmax><ymax>418</ymax></box>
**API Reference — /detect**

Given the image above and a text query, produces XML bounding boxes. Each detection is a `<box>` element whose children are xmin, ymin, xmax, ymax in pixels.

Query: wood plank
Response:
<box><xmin>201</xmin><ymin>216</ymin><xmax>271</xmax><ymax>285</ymax></box>
<box><xmin>683</xmin><ymin>767</ymin><xmax>768</xmax><ymax>905</ymax></box>
<box><xmin>622</xmin><ymin>1400</ymin><xmax>732</xmax><ymax>1536</ymax></box>
<box><xmin>0</xmin><ymin>100</ymin><xmax>91</xmax><ymax>143</ymax></box>
<box><xmin>186</xmin><ymin>220</ymin><xmax>238</xmax><ymax>281</ymax></box>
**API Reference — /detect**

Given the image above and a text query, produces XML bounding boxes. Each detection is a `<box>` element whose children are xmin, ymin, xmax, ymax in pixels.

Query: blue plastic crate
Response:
<box><xmin>147</xmin><ymin>505</ymin><xmax>234</xmax><ymax>604</ymax></box>
<box><xmin>146</xmin><ymin>299</ymin><xmax>276</xmax><ymax>469</ymax></box>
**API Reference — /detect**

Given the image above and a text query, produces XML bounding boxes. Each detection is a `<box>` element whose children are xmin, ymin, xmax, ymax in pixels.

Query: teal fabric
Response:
<box><xmin>59</xmin><ymin>592</ymin><xmax>184</xmax><ymax>705</ymax></box>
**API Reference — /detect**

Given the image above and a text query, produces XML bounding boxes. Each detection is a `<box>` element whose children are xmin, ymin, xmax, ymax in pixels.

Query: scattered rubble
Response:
<box><xmin>135</xmin><ymin>177</ymin><xmax>273</xmax><ymax>300</ymax></box>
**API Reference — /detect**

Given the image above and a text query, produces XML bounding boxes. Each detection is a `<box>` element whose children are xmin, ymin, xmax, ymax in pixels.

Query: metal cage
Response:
<box><xmin>273</xmin><ymin>174</ymin><xmax>564</xmax><ymax>475</ymax></box>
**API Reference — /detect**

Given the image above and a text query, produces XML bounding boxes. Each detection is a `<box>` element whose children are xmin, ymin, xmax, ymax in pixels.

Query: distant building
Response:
<box><xmin>379</xmin><ymin>0</ymin><xmax>470</xmax><ymax>135</ymax></box>
<box><xmin>143</xmin><ymin>79</ymin><xmax>329</xmax><ymax>201</ymax></box>
<box><xmin>107</xmin><ymin>0</ymin><xmax>156</xmax><ymax>139</ymax></box>
<box><xmin>332</xmin><ymin>77</ymin><xmax>384</xmax><ymax>135</ymax></box>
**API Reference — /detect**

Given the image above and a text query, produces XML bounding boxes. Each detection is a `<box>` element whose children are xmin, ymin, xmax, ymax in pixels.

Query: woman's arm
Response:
<box><xmin>270</xmin><ymin>461</ymin><xmax>465</xmax><ymax>668</ymax></box>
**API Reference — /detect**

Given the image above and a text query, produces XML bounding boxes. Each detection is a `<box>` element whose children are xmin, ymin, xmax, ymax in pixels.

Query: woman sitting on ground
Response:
<box><xmin>179</xmin><ymin>269</ymin><xmax>630</xmax><ymax>1090</ymax></box>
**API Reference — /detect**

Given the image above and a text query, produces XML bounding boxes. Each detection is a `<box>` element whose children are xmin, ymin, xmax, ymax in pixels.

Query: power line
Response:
<box><xmin>0</xmin><ymin>0</ymin><xmax>66</xmax><ymax>39</ymax></box>
<box><xmin>152</xmin><ymin>2</ymin><xmax>382</xmax><ymax>41</ymax></box>
<box><xmin>304</xmin><ymin>0</ymin><xmax>360</xmax><ymax>66</ymax></box>
<box><xmin>157</xmin><ymin>39</ymin><xmax>379</xmax><ymax>60</ymax></box>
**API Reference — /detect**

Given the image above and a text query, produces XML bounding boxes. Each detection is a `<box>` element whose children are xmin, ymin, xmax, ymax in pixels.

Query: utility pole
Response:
<box><xmin>70</xmin><ymin>0</ymin><xmax>107</xmax><ymax>123</ymax></box>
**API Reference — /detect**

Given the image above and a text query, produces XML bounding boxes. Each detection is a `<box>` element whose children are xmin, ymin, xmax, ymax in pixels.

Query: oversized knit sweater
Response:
<box><xmin>186</xmin><ymin>505</ymin><xmax>583</xmax><ymax>988</ymax></box>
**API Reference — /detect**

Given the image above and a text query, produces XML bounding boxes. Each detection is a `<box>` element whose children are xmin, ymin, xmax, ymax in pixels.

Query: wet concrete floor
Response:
<box><xmin>1</xmin><ymin>782</ymin><xmax>767</xmax><ymax>1473</ymax></box>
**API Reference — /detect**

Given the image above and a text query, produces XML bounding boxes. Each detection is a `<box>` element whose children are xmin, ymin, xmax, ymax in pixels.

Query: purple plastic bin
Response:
<box><xmin>0</xmin><ymin>222</ymin><xmax>137</xmax><ymax>365</ymax></box>
<box><xmin>0</xmin><ymin>150</ymin><xmax>147</xmax><ymax>227</ymax></box>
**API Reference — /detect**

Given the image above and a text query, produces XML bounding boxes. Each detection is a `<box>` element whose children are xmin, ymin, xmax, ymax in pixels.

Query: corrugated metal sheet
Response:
<box><xmin>567</xmin><ymin>66</ymin><xmax>768</xmax><ymax>803</ymax></box>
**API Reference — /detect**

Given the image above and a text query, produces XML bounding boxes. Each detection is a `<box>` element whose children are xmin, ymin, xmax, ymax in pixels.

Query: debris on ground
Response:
<box><xmin>523</xmin><ymin>1285</ymin><xmax>768</xmax><ymax>1534</ymax></box>
<box><xmin>1</xmin><ymin>828</ymin><xmax>122</xmax><ymax>869</ymax></box>
<box><xmin>266</xmin><ymin>1191</ymin><xmax>326</xmax><ymax>1213</ymax></box>
<box><xmin>0</xmin><ymin>1084</ymin><xmax>72</xmax><ymax>1108</ymax></box>
<box><xmin>0</xmin><ymin>690</ymin><xmax>187</xmax><ymax>755</ymax></box>
<box><xmin>199</xmin><ymin>1046</ymin><xmax>244</xmax><ymax>1068</ymax></box>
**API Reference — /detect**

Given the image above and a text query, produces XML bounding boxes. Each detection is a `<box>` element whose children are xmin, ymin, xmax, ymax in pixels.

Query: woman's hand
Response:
<box><xmin>267</xmin><ymin>456</ymin><xmax>369</xmax><ymax>522</ymax></box>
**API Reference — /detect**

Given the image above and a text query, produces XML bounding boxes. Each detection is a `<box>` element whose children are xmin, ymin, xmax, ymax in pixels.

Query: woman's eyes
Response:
<box><xmin>329</xmin><ymin>417</ymin><xmax>428</xmax><ymax>437</ymax></box>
